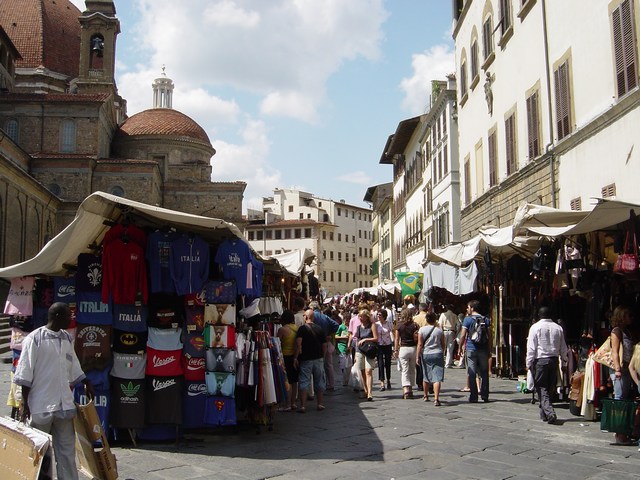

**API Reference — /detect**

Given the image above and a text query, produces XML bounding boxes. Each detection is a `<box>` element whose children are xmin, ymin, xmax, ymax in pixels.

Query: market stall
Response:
<box><xmin>1</xmin><ymin>192</ymin><xmax>290</xmax><ymax>441</ymax></box>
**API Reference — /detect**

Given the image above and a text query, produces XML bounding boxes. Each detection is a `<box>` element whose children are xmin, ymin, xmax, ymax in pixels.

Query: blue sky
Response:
<box><xmin>70</xmin><ymin>0</ymin><xmax>454</xmax><ymax>212</ymax></box>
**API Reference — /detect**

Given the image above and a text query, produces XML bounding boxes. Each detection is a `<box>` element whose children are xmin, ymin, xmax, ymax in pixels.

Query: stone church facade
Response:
<box><xmin>0</xmin><ymin>0</ymin><xmax>245</xmax><ymax>268</ymax></box>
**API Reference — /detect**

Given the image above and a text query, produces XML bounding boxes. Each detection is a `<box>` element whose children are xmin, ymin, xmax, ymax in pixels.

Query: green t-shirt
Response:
<box><xmin>335</xmin><ymin>324</ymin><xmax>349</xmax><ymax>354</ymax></box>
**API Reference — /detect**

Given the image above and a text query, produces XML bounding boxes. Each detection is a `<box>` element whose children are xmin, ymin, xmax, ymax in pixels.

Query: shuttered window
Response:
<box><xmin>526</xmin><ymin>91</ymin><xmax>540</xmax><ymax>159</ymax></box>
<box><xmin>570</xmin><ymin>197</ymin><xmax>582</xmax><ymax>211</ymax></box>
<box><xmin>500</xmin><ymin>0</ymin><xmax>512</xmax><ymax>34</ymax></box>
<box><xmin>554</xmin><ymin>61</ymin><xmax>571</xmax><ymax>140</ymax></box>
<box><xmin>471</xmin><ymin>40</ymin><xmax>479</xmax><ymax>80</ymax></box>
<box><xmin>464</xmin><ymin>160</ymin><xmax>471</xmax><ymax>206</ymax></box>
<box><xmin>488</xmin><ymin>131</ymin><xmax>498</xmax><ymax>187</ymax></box>
<box><xmin>612</xmin><ymin>0</ymin><xmax>638</xmax><ymax>97</ymax></box>
<box><xmin>505</xmin><ymin>114</ymin><xmax>517</xmax><ymax>175</ymax></box>
<box><xmin>460</xmin><ymin>60</ymin><xmax>467</xmax><ymax>95</ymax></box>
<box><xmin>483</xmin><ymin>17</ymin><xmax>494</xmax><ymax>60</ymax></box>
<box><xmin>602</xmin><ymin>183</ymin><xmax>616</xmax><ymax>198</ymax></box>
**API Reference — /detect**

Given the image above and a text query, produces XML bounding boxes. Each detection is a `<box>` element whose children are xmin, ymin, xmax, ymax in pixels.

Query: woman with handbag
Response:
<box><xmin>355</xmin><ymin>309</ymin><xmax>378</xmax><ymax>401</ymax></box>
<box><xmin>416</xmin><ymin>312</ymin><xmax>446</xmax><ymax>405</ymax></box>
<box><xmin>394</xmin><ymin>306</ymin><xmax>419</xmax><ymax>399</ymax></box>
<box><xmin>610</xmin><ymin>305</ymin><xmax>635</xmax><ymax>444</ymax></box>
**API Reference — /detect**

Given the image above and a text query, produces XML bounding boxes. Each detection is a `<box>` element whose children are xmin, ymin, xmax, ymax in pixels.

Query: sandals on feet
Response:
<box><xmin>317</xmin><ymin>405</ymin><xmax>325</xmax><ymax>411</ymax></box>
<box><xmin>423</xmin><ymin>396</ymin><xmax>429</xmax><ymax>402</ymax></box>
<box><xmin>434</xmin><ymin>400</ymin><xmax>441</xmax><ymax>406</ymax></box>
<box><xmin>297</xmin><ymin>407</ymin><xmax>306</xmax><ymax>413</ymax></box>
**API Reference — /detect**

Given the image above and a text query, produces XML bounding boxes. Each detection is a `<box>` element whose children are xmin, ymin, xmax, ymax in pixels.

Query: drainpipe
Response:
<box><xmin>541</xmin><ymin>0</ymin><xmax>557</xmax><ymax>208</ymax></box>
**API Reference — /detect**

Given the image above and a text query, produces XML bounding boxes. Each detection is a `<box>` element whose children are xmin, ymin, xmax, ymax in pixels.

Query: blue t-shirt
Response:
<box><xmin>462</xmin><ymin>314</ymin><xmax>490</xmax><ymax>352</ymax></box>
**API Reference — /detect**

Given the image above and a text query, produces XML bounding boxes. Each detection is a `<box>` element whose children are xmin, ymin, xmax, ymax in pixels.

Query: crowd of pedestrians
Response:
<box><xmin>278</xmin><ymin>294</ymin><xmax>492</xmax><ymax>411</ymax></box>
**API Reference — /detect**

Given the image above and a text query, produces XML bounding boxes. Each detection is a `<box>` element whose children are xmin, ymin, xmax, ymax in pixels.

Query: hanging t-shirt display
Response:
<box><xmin>205</xmin><ymin>348</ymin><xmax>236</xmax><ymax>373</ymax></box>
<box><xmin>147</xmin><ymin>327</ymin><xmax>183</xmax><ymax>351</ymax></box>
<box><xmin>204</xmin><ymin>304</ymin><xmax>236</xmax><ymax>326</ymax></box>
<box><xmin>203</xmin><ymin>280</ymin><xmax>236</xmax><ymax>304</ymax></box>
<box><xmin>113</xmin><ymin>304</ymin><xmax>148</xmax><ymax>332</ymax></box>
<box><xmin>146</xmin><ymin>229</ymin><xmax>180</xmax><ymax>294</ymax></box>
<box><xmin>110</xmin><ymin>377</ymin><xmax>145</xmax><ymax>429</ymax></box>
<box><xmin>249</xmin><ymin>257</ymin><xmax>264</xmax><ymax>299</ymax></box>
<box><xmin>183</xmin><ymin>331</ymin><xmax>205</xmax><ymax>359</ymax></box>
<box><xmin>183</xmin><ymin>381</ymin><xmax>207</xmax><ymax>428</ymax></box>
<box><xmin>33</xmin><ymin>278</ymin><xmax>53</xmax><ymax>309</ymax></box>
<box><xmin>145</xmin><ymin>375</ymin><xmax>183</xmax><ymax>424</ymax></box>
<box><xmin>101</xmin><ymin>235</ymin><xmax>148</xmax><ymax>305</ymax></box>
<box><xmin>146</xmin><ymin>347</ymin><xmax>184</xmax><ymax>377</ymax></box>
<box><xmin>53</xmin><ymin>276</ymin><xmax>76</xmax><ymax>304</ymax></box>
<box><xmin>170</xmin><ymin>234</ymin><xmax>210</xmax><ymax>296</ymax></box>
<box><xmin>182</xmin><ymin>355</ymin><xmax>206</xmax><ymax>381</ymax></box>
<box><xmin>148</xmin><ymin>293</ymin><xmax>183</xmax><ymax>329</ymax></box>
<box><xmin>204</xmin><ymin>324</ymin><xmax>236</xmax><ymax>349</ymax></box>
<box><xmin>75</xmin><ymin>324</ymin><xmax>112</xmax><ymax>371</ymax></box>
<box><xmin>112</xmin><ymin>329</ymin><xmax>147</xmax><ymax>355</ymax></box>
<box><xmin>4</xmin><ymin>276</ymin><xmax>35</xmax><ymax>316</ymax></box>
<box><xmin>76</xmin><ymin>291</ymin><xmax>112</xmax><ymax>325</ymax></box>
<box><xmin>111</xmin><ymin>352</ymin><xmax>146</xmax><ymax>379</ymax></box>
<box><xmin>76</xmin><ymin>253</ymin><xmax>103</xmax><ymax>293</ymax></box>
<box><xmin>102</xmin><ymin>223</ymin><xmax>147</xmax><ymax>250</ymax></box>
<box><xmin>74</xmin><ymin>386</ymin><xmax>110</xmax><ymax>437</ymax></box>
<box><xmin>214</xmin><ymin>239</ymin><xmax>255</xmax><ymax>295</ymax></box>
<box><xmin>205</xmin><ymin>371</ymin><xmax>236</xmax><ymax>397</ymax></box>
<box><xmin>185</xmin><ymin>305</ymin><xmax>205</xmax><ymax>333</ymax></box>
<box><xmin>203</xmin><ymin>397</ymin><xmax>236</xmax><ymax>426</ymax></box>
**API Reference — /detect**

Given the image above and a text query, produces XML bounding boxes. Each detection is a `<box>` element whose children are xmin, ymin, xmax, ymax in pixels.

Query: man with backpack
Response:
<box><xmin>458</xmin><ymin>300</ymin><xmax>491</xmax><ymax>403</ymax></box>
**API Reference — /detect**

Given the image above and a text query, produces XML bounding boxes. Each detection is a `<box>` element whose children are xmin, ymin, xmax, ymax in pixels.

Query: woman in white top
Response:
<box><xmin>416</xmin><ymin>312</ymin><xmax>446</xmax><ymax>406</ymax></box>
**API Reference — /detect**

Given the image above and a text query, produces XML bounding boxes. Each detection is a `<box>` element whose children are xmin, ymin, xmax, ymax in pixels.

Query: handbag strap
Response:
<box><xmin>421</xmin><ymin>326</ymin><xmax>436</xmax><ymax>346</ymax></box>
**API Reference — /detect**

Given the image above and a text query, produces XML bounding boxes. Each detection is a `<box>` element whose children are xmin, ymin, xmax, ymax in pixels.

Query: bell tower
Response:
<box><xmin>76</xmin><ymin>0</ymin><xmax>120</xmax><ymax>96</ymax></box>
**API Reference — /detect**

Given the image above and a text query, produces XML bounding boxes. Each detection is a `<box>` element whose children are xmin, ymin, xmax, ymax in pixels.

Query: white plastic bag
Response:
<box><xmin>349</xmin><ymin>363</ymin><xmax>363</xmax><ymax>390</ymax></box>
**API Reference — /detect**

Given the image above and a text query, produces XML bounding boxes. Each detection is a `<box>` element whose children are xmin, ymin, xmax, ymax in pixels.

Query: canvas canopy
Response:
<box><xmin>264</xmin><ymin>249</ymin><xmax>316</xmax><ymax>277</ymax></box>
<box><xmin>0</xmin><ymin>191</ymin><xmax>252</xmax><ymax>278</ymax></box>
<box><xmin>512</xmin><ymin>199</ymin><xmax>640</xmax><ymax>237</ymax></box>
<box><xmin>425</xmin><ymin>225</ymin><xmax>542</xmax><ymax>266</ymax></box>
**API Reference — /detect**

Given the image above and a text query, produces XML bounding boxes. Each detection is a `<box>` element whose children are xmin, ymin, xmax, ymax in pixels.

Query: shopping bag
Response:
<box><xmin>600</xmin><ymin>398</ymin><xmax>637</xmax><ymax>435</ymax></box>
<box><xmin>592</xmin><ymin>336</ymin><xmax>623</xmax><ymax>370</ymax></box>
<box><xmin>348</xmin><ymin>363</ymin><xmax>362</xmax><ymax>390</ymax></box>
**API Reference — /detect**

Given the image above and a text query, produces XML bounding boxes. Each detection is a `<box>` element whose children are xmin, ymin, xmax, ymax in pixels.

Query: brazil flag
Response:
<box><xmin>394</xmin><ymin>272</ymin><xmax>423</xmax><ymax>298</ymax></box>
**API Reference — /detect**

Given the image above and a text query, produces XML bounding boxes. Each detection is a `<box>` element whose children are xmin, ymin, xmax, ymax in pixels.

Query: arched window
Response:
<box><xmin>4</xmin><ymin>118</ymin><xmax>18</xmax><ymax>142</ymax></box>
<box><xmin>60</xmin><ymin>119</ymin><xmax>76</xmax><ymax>153</ymax></box>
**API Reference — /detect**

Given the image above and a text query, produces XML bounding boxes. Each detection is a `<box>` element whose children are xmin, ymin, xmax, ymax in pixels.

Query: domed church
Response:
<box><xmin>0</xmin><ymin>0</ymin><xmax>246</xmax><ymax>268</ymax></box>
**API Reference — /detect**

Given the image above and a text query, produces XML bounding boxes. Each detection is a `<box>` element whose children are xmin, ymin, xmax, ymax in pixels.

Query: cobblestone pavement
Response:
<box><xmin>2</xmin><ymin>358</ymin><xmax>639</xmax><ymax>479</ymax></box>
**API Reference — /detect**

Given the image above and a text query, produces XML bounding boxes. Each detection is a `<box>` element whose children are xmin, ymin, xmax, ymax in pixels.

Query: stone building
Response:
<box><xmin>0</xmin><ymin>0</ymin><xmax>246</xmax><ymax>269</ymax></box>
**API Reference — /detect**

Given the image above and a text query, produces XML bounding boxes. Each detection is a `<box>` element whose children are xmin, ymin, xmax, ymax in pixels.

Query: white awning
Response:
<box><xmin>426</xmin><ymin>225</ymin><xmax>541</xmax><ymax>266</ymax></box>
<box><xmin>265</xmin><ymin>249</ymin><xmax>316</xmax><ymax>277</ymax></box>
<box><xmin>512</xmin><ymin>199</ymin><xmax>640</xmax><ymax>237</ymax></box>
<box><xmin>0</xmin><ymin>192</ymin><xmax>249</xmax><ymax>278</ymax></box>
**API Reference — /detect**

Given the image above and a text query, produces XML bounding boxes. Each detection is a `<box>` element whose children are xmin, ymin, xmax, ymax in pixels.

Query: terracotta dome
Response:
<box><xmin>117</xmin><ymin>108</ymin><xmax>212</xmax><ymax>145</ymax></box>
<box><xmin>0</xmin><ymin>0</ymin><xmax>81</xmax><ymax>79</ymax></box>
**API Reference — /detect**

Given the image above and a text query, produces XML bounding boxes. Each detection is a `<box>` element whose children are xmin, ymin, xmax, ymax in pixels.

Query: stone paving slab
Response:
<box><xmin>2</xmin><ymin>358</ymin><xmax>640</xmax><ymax>479</ymax></box>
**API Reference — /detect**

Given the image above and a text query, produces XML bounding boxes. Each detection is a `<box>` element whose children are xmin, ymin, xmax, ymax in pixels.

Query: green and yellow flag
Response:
<box><xmin>394</xmin><ymin>272</ymin><xmax>423</xmax><ymax>298</ymax></box>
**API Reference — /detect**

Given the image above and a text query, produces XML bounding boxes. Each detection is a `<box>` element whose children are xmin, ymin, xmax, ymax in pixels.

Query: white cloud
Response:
<box><xmin>260</xmin><ymin>91</ymin><xmax>318</xmax><ymax>123</ymax></box>
<box><xmin>203</xmin><ymin>1</ymin><xmax>260</xmax><ymax>28</ymax></box>
<box><xmin>400</xmin><ymin>44</ymin><xmax>455</xmax><ymax>116</ymax></box>
<box><xmin>210</xmin><ymin>118</ymin><xmax>282</xmax><ymax>209</ymax></box>
<box><xmin>336</xmin><ymin>171</ymin><xmax>372</xmax><ymax>185</ymax></box>
<box><xmin>128</xmin><ymin>0</ymin><xmax>388</xmax><ymax>122</ymax></box>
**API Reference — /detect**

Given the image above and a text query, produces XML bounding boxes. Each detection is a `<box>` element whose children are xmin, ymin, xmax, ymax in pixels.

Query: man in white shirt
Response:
<box><xmin>526</xmin><ymin>306</ymin><xmax>568</xmax><ymax>424</ymax></box>
<box><xmin>14</xmin><ymin>302</ymin><xmax>94</xmax><ymax>480</ymax></box>
<box><xmin>439</xmin><ymin>304</ymin><xmax>459</xmax><ymax>368</ymax></box>
<box><xmin>293</xmin><ymin>296</ymin><xmax>306</xmax><ymax>327</ymax></box>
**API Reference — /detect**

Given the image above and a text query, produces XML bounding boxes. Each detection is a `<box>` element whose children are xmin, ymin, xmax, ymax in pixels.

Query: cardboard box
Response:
<box><xmin>74</xmin><ymin>402</ymin><xmax>118</xmax><ymax>479</ymax></box>
<box><xmin>0</xmin><ymin>416</ymin><xmax>52</xmax><ymax>480</ymax></box>
<box><xmin>76</xmin><ymin>400</ymin><xmax>103</xmax><ymax>442</ymax></box>
<box><xmin>97</xmin><ymin>447</ymin><xmax>118</xmax><ymax>480</ymax></box>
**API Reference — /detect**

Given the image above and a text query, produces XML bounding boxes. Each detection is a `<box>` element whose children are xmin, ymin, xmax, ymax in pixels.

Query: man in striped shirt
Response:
<box><xmin>526</xmin><ymin>306</ymin><xmax>569</xmax><ymax>424</ymax></box>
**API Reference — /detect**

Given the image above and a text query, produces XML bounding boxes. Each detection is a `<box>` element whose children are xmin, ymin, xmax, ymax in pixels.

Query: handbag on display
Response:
<box><xmin>600</xmin><ymin>398</ymin><xmax>638</xmax><ymax>435</ymax></box>
<box><xmin>592</xmin><ymin>335</ymin><xmax>623</xmax><ymax>369</ymax></box>
<box><xmin>614</xmin><ymin>219</ymin><xmax>639</xmax><ymax>273</ymax></box>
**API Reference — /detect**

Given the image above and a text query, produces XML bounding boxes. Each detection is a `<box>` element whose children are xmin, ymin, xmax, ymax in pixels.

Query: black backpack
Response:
<box><xmin>470</xmin><ymin>315</ymin><xmax>489</xmax><ymax>346</ymax></box>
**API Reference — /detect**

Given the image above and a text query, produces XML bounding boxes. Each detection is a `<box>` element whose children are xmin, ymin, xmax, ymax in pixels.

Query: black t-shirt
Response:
<box><xmin>397</xmin><ymin>320</ymin><xmax>418</xmax><ymax>347</ymax></box>
<box><xmin>296</xmin><ymin>323</ymin><xmax>326</xmax><ymax>361</ymax></box>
